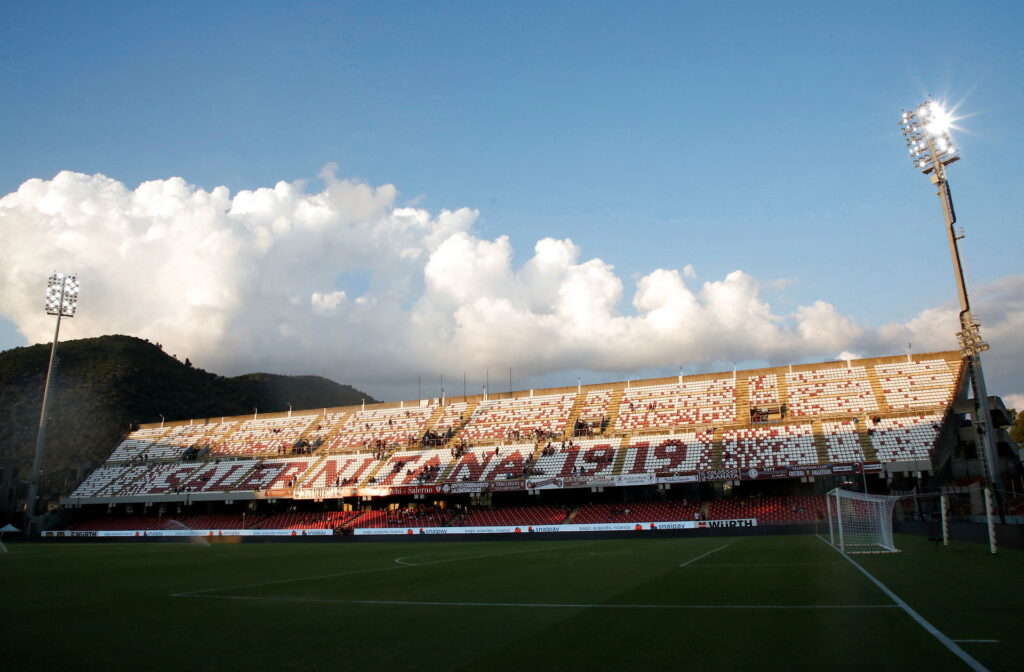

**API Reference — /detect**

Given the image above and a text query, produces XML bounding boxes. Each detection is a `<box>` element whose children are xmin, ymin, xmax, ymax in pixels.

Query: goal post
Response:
<box><xmin>826</xmin><ymin>489</ymin><xmax>901</xmax><ymax>554</ymax></box>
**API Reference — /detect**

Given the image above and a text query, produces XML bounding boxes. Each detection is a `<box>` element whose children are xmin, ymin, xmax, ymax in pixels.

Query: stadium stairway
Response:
<box><xmin>777</xmin><ymin>370</ymin><xmax>791</xmax><ymax>416</ymax></box>
<box><xmin>708</xmin><ymin>428</ymin><xmax>725</xmax><ymax>469</ymax></box>
<box><xmin>422</xmin><ymin>404</ymin><xmax>447</xmax><ymax>437</ymax></box>
<box><xmin>526</xmin><ymin>441</ymin><xmax>547</xmax><ymax>473</ymax></box>
<box><xmin>610</xmin><ymin>436</ymin><xmax>630</xmax><ymax>475</ymax></box>
<box><xmin>175</xmin><ymin>464</ymin><xmax>208</xmax><ymax>491</ymax></box>
<box><xmin>321</xmin><ymin>414</ymin><xmax>358</xmax><ymax>449</ymax></box>
<box><xmin>856</xmin><ymin>418</ymin><xmax>880</xmax><ymax>462</ymax></box>
<box><xmin>295</xmin><ymin>455</ymin><xmax>327</xmax><ymax>488</ymax></box>
<box><xmin>341</xmin><ymin>509</ymin><xmax>377</xmax><ymax>529</ymax></box>
<box><xmin>214</xmin><ymin>423</ymin><xmax>243</xmax><ymax>453</ymax></box>
<box><xmin>435</xmin><ymin>454</ymin><xmax>463</xmax><ymax>483</ymax></box>
<box><xmin>295</xmin><ymin>413</ymin><xmax>327</xmax><ymax>446</ymax></box>
<box><xmin>811</xmin><ymin>420</ymin><xmax>830</xmax><ymax>463</ymax></box>
<box><xmin>238</xmin><ymin>459</ymin><xmax>269</xmax><ymax>487</ymax></box>
<box><xmin>735</xmin><ymin>375</ymin><xmax>750</xmax><ymax>425</ymax></box>
<box><xmin>562</xmin><ymin>393</ymin><xmax>588</xmax><ymax>439</ymax></box>
<box><xmin>358</xmin><ymin>448</ymin><xmax>400</xmax><ymax>486</ymax></box>
<box><xmin>446</xmin><ymin>400</ymin><xmax>481</xmax><ymax>445</ymax></box>
<box><xmin>604</xmin><ymin>387</ymin><xmax>627</xmax><ymax>433</ymax></box>
<box><xmin>566</xmin><ymin>505</ymin><xmax>582</xmax><ymax>523</ymax></box>
<box><xmin>866</xmin><ymin>366</ymin><xmax>892</xmax><ymax>415</ymax></box>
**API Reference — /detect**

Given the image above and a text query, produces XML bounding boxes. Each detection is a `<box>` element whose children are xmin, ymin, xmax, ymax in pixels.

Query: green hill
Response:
<box><xmin>0</xmin><ymin>334</ymin><xmax>377</xmax><ymax>495</ymax></box>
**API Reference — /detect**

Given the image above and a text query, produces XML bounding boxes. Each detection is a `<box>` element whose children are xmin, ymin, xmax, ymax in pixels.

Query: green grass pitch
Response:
<box><xmin>5</xmin><ymin>534</ymin><xmax>1021</xmax><ymax>671</ymax></box>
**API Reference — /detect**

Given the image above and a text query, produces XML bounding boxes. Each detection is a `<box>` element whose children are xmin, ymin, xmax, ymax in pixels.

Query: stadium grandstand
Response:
<box><xmin>50</xmin><ymin>350</ymin><xmax>1022</xmax><ymax>537</ymax></box>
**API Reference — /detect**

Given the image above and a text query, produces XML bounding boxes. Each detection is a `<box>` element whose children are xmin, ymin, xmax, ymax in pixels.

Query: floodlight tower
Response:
<box><xmin>899</xmin><ymin>100</ymin><xmax>1002</xmax><ymax>511</ymax></box>
<box><xmin>25</xmin><ymin>273</ymin><xmax>79</xmax><ymax>536</ymax></box>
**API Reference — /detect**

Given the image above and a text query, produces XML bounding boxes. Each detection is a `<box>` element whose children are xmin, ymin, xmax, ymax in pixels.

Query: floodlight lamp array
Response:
<box><xmin>44</xmin><ymin>273</ymin><xmax>79</xmax><ymax>317</ymax></box>
<box><xmin>957</xmin><ymin>320</ymin><xmax>989</xmax><ymax>358</ymax></box>
<box><xmin>899</xmin><ymin>100</ymin><xmax>958</xmax><ymax>174</ymax></box>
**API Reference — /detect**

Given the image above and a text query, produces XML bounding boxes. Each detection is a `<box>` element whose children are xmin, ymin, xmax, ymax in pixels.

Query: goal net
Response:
<box><xmin>826</xmin><ymin>489</ymin><xmax>901</xmax><ymax>554</ymax></box>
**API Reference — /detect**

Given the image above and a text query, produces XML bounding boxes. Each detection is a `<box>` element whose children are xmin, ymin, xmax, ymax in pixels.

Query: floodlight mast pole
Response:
<box><xmin>900</xmin><ymin>101</ymin><xmax>1002</xmax><ymax>523</ymax></box>
<box><xmin>931</xmin><ymin>160</ymin><xmax>1000</xmax><ymax>512</ymax></box>
<box><xmin>26</xmin><ymin>273</ymin><xmax>78</xmax><ymax>537</ymax></box>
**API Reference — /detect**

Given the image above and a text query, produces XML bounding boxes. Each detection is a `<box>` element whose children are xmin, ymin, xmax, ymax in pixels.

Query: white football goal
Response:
<box><xmin>826</xmin><ymin>488</ymin><xmax>902</xmax><ymax>554</ymax></box>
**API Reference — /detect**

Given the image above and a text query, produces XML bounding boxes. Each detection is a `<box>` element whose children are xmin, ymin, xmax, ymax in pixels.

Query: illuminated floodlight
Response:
<box><xmin>44</xmin><ymin>273</ymin><xmax>79</xmax><ymax>317</ymax></box>
<box><xmin>899</xmin><ymin>98</ymin><xmax>959</xmax><ymax>174</ymax></box>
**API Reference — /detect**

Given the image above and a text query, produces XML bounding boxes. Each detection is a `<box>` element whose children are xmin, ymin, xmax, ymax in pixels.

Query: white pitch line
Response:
<box><xmin>679</xmin><ymin>544</ymin><xmax>730</xmax><ymax>567</ymax></box>
<box><xmin>953</xmin><ymin>640</ymin><xmax>999</xmax><ymax>644</ymax></box>
<box><xmin>819</xmin><ymin>537</ymin><xmax>990</xmax><ymax>672</ymax></box>
<box><xmin>689</xmin><ymin>562</ymin><xmax>843</xmax><ymax>568</ymax></box>
<box><xmin>394</xmin><ymin>555</ymin><xmax>422</xmax><ymax>566</ymax></box>
<box><xmin>171</xmin><ymin>542</ymin><xmax>591</xmax><ymax>597</ymax></box>
<box><xmin>174</xmin><ymin>593</ymin><xmax>900</xmax><ymax>610</ymax></box>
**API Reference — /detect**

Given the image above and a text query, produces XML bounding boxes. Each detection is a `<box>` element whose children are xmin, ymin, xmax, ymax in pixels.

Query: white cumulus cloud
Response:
<box><xmin>2</xmin><ymin>169</ymin><xmax>1022</xmax><ymax>404</ymax></box>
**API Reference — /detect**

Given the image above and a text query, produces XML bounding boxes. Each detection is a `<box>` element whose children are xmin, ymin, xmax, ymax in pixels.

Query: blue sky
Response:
<box><xmin>2</xmin><ymin>1</ymin><xmax>1022</xmax><ymax>403</ymax></box>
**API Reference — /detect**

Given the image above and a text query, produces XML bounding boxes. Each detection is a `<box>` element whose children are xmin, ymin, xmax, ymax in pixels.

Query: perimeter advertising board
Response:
<box><xmin>43</xmin><ymin>528</ymin><xmax>334</xmax><ymax>537</ymax></box>
<box><xmin>352</xmin><ymin>518</ymin><xmax>757</xmax><ymax>536</ymax></box>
